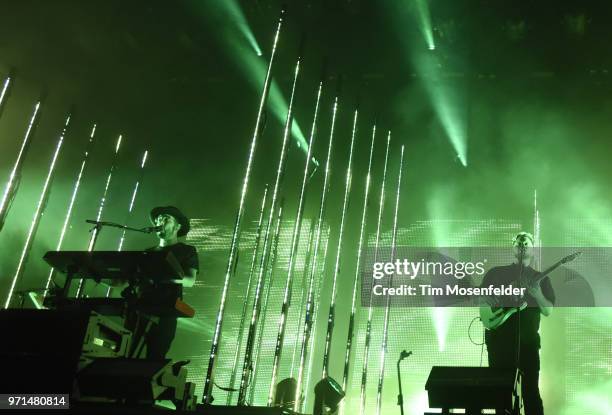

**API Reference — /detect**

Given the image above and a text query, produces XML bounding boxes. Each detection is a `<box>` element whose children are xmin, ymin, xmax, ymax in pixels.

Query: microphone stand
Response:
<box><xmin>76</xmin><ymin>220</ymin><xmax>156</xmax><ymax>298</ymax></box>
<box><xmin>86</xmin><ymin>219</ymin><xmax>153</xmax><ymax>239</ymax></box>
<box><xmin>397</xmin><ymin>350</ymin><xmax>412</xmax><ymax>415</ymax></box>
<box><xmin>515</xmin><ymin>246</ymin><xmax>525</xmax><ymax>402</ymax></box>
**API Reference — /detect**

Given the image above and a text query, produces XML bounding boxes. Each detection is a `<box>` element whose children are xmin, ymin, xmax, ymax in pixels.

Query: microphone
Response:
<box><xmin>399</xmin><ymin>350</ymin><xmax>412</xmax><ymax>360</ymax></box>
<box><xmin>142</xmin><ymin>225</ymin><xmax>162</xmax><ymax>233</ymax></box>
<box><xmin>86</xmin><ymin>219</ymin><xmax>115</xmax><ymax>226</ymax></box>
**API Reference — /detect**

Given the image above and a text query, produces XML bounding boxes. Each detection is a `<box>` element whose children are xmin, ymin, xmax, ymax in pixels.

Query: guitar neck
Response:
<box><xmin>532</xmin><ymin>258</ymin><xmax>565</xmax><ymax>284</ymax></box>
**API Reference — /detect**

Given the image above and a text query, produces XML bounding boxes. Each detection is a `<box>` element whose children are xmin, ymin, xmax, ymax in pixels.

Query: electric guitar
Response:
<box><xmin>479</xmin><ymin>251</ymin><xmax>581</xmax><ymax>330</ymax></box>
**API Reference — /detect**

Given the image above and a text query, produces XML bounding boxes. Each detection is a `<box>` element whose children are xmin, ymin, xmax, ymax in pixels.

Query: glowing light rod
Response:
<box><xmin>0</xmin><ymin>75</ymin><xmax>12</xmax><ymax>119</ymax></box>
<box><xmin>268</xmin><ymin>78</ymin><xmax>323</xmax><ymax>407</ymax></box>
<box><xmin>4</xmin><ymin>113</ymin><xmax>72</xmax><ymax>309</ymax></box>
<box><xmin>248</xmin><ymin>201</ymin><xmax>284</xmax><ymax>404</ymax></box>
<box><xmin>100</xmin><ymin>149</ymin><xmax>150</xmax><ymax>298</ymax></box>
<box><xmin>226</xmin><ymin>184</ymin><xmax>269</xmax><ymax>404</ymax></box>
<box><xmin>302</xmin><ymin>224</ymin><xmax>331</xmax><ymax>411</ymax></box>
<box><xmin>203</xmin><ymin>9</ymin><xmax>285</xmax><ymax>404</ymax></box>
<box><xmin>375</xmin><ymin>145</ymin><xmax>405</xmax><ymax>415</ymax></box>
<box><xmin>359</xmin><ymin>131</ymin><xmax>391</xmax><ymax>415</ymax></box>
<box><xmin>117</xmin><ymin>150</ymin><xmax>149</xmax><ymax>252</ymax></box>
<box><xmin>341</xmin><ymin>123</ymin><xmax>377</xmax><ymax>406</ymax></box>
<box><xmin>75</xmin><ymin>134</ymin><xmax>123</xmax><ymax>298</ymax></box>
<box><xmin>294</xmin><ymin>94</ymin><xmax>339</xmax><ymax>411</ymax></box>
<box><xmin>0</xmin><ymin>101</ymin><xmax>42</xmax><ymax>232</ymax></box>
<box><xmin>88</xmin><ymin>135</ymin><xmax>122</xmax><ymax>251</ymax></box>
<box><xmin>321</xmin><ymin>108</ymin><xmax>358</xmax><ymax>380</ymax></box>
<box><xmin>289</xmin><ymin>218</ymin><xmax>316</xmax><ymax>377</ymax></box>
<box><xmin>239</xmin><ymin>51</ymin><xmax>301</xmax><ymax>407</ymax></box>
<box><xmin>236</xmin><ymin>55</ymin><xmax>300</xmax><ymax>408</ymax></box>
<box><xmin>45</xmin><ymin>123</ymin><xmax>97</xmax><ymax>296</ymax></box>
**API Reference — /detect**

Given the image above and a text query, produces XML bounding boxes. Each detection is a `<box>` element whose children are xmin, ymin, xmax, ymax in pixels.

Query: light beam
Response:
<box><xmin>188</xmin><ymin>2</ymin><xmax>310</xmax><ymax>157</ymax></box>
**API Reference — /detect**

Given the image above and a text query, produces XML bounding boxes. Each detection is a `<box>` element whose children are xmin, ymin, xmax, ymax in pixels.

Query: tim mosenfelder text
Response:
<box><xmin>369</xmin><ymin>259</ymin><xmax>527</xmax><ymax>299</ymax></box>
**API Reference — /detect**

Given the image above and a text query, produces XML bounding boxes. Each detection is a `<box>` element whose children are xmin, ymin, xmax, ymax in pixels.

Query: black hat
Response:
<box><xmin>150</xmin><ymin>206</ymin><xmax>190</xmax><ymax>237</ymax></box>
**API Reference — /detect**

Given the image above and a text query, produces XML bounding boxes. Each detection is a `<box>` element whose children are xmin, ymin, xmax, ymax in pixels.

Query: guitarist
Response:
<box><xmin>481</xmin><ymin>232</ymin><xmax>554</xmax><ymax>415</ymax></box>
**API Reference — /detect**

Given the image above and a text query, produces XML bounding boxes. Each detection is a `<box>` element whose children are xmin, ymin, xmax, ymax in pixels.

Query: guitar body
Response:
<box><xmin>479</xmin><ymin>251</ymin><xmax>581</xmax><ymax>330</ymax></box>
<box><xmin>479</xmin><ymin>303</ymin><xmax>527</xmax><ymax>330</ymax></box>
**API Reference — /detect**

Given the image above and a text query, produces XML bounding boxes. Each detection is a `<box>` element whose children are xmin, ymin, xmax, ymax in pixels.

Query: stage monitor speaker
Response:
<box><xmin>425</xmin><ymin>366</ymin><xmax>521</xmax><ymax>413</ymax></box>
<box><xmin>0</xmin><ymin>309</ymin><xmax>90</xmax><ymax>393</ymax></box>
<box><xmin>77</xmin><ymin>357</ymin><xmax>171</xmax><ymax>400</ymax></box>
<box><xmin>196</xmin><ymin>405</ymin><xmax>298</xmax><ymax>415</ymax></box>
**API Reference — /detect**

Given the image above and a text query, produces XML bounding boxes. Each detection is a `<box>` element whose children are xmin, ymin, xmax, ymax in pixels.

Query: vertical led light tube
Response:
<box><xmin>289</xmin><ymin>219</ymin><xmax>317</xmax><ymax>377</ymax></box>
<box><xmin>267</xmin><ymin>79</ymin><xmax>324</xmax><ymax>406</ymax></box>
<box><xmin>320</xmin><ymin>109</ymin><xmax>358</xmax><ymax>379</ymax></box>
<box><xmin>248</xmin><ymin>202</ymin><xmax>284</xmax><ymax>404</ymax></box>
<box><xmin>203</xmin><ymin>10</ymin><xmax>285</xmax><ymax>403</ymax></box>
<box><xmin>45</xmin><ymin>123</ymin><xmax>97</xmax><ymax>296</ymax></box>
<box><xmin>287</xmin><ymin>79</ymin><xmax>325</xmax><ymax>383</ymax></box>
<box><xmin>117</xmin><ymin>150</ymin><xmax>149</xmax><ymax>252</ymax></box>
<box><xmin>88</xmin><ymin>135</ymin><xmax>122</xmax><ymax>251</ymax></box>
<box><xmin>301</xmin><ymin>225</ymin><xmax>331</xmax><ymax>412</ymax></box>
<box><xmin>375</xmin><ymin>145</ymin><xmax>405</xmax><ymax>415</ymax></box>
<box><xmin>340</xmin><ymin>124</ymin><xmax>377</xmax><ymax>405</ymax></box>
<box><xmin>533</xmin><ymin>189</ymin><xmax>541</xmax><ymax>271</ymax></box>
<box><xmin>359</xmin><ymin>132</ymin><xmax>391</xmax><ymax>415</ymax></box>
<box><xmin>293</xmin><ymin>95</ymin><xmax>340</xmax><ymax>410</ymax></box>
<box><xmin>4</xmin><ymin>113</ymin><xmax>71</xmax><ymax>308</ymax></box>
<box><xmin>237</xmin><ymin>53</ymin><xmax>301</xmax><ymax>405</ymax></box>
<box><xmin>0</xmin><ymin>102</ymin><xmax>42</xmax><ymax>231</ymax></box>
<box><xmin>0</xmin><ymin>75</ymin><xmax>12</xmax><ymax>119</ymax></box>
<box><xmin>75</xmin><ymin>134</ymin><xmax>123</xmax><ymax>298</ymax></box>
<box><xmin>226</xmin><ymin>184</ymin><xmax>269</xmax><ymax>404</ymax></box>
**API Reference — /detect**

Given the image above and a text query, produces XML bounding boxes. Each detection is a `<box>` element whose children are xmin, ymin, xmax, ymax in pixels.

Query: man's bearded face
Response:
<box><xmin>154</xmin><ymin>214</ymin><xmax>181</xmax><ymax>239</ymax></box>
<box><xmin>513</xmin><ymin>233</ymin><xmax>534</xmax><ymax>262</ymax></box>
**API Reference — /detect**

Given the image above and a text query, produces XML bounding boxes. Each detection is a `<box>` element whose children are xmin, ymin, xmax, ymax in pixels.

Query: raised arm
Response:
<box><xmin>527</xmin><ymin>276</ymin><xmax>555</xmax><ymax>316</ymax></box>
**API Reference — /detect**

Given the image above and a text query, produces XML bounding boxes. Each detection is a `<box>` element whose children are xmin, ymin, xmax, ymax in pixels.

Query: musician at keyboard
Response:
<box><xmin>127</xmin><ymin>206</ymin><xmax>199</xmax><ymax>360</ymax></box>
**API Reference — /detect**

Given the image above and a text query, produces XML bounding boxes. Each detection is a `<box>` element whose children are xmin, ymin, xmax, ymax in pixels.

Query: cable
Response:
<box><xmin>468</xmin><ymin>316</ymin><xmax>487</xmax><ymax>367</ymax></box>
<box><xmin>213</xmin><ymin>382</ymin><xmax>238</xmax><ymax>393</ymax></box>
<box><xmin>480</xmin><ymin>326</ymin><xmax>485</xmax><ymax>367</ymax></box>
<box><xmin>468</xmin><ymin>316</ymin><xmax>484</xmax><ymax>346</ymax></box>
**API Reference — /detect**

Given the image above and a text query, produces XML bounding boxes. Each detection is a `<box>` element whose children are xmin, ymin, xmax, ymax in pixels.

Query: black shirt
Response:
<box><xmin>481</xmin><ymin>263</ymin><xmax>555</xmax><ymax>348</ymax></box>
<box><xmin>141</xmin><ymin>242</ymin><xmax>199</xmax><ymax>301</ymax></box>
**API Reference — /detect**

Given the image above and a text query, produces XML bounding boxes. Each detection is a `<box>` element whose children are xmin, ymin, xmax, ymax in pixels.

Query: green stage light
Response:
<box><xmin>415</xmin><ymin>0</ymin><xmax>436</xmax><ymax>51</ymax></box>
<box><xmin>384</xmin><ymin>3</ymin><xmax>466</xmax><ymax>166</ymax></box>
<box><xmin>230</xmin><ymin>37</ymin><xmax>309</xmax><ymax>150</ymax></box>
<box><xmin>224</xmin><ymin>0</ymin><xmax>263</xmax><ymax>56</ymax></box>
<box><xmin>269</xmin><ymin>80</ymin><xmax>308</xmax><ymax>151</ymax></box>
<box><xmin>189</xmin><ymin>1</ymin><xmax>309</xmax><ymax>154</ymax></box>
<box><xmin>431</xmin><ymin>307</ymin><xmax>451</xmax><ymax>352</ymax></box>
<box><xmin>427</xmin><ymin>192</ymin><xmax>452</xmax><ymax>352</ymax></box>
<box><xmin>415</xmin><ymin>52</ymin><xmax>468</xmax><ymax>166</ymax></box>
